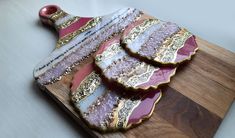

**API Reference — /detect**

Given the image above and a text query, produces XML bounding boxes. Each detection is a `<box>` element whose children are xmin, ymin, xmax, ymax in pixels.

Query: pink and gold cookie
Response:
<box><xmin>94</xmin><ymin>35</ymin><xmax>176</xmax><ymax>90</ymax></box>
<box><xmin>121</xmin><ymin>18</ymin><xmax>198</xmax><ymax>65</ymax></box>
<box><xmin>70</xmin><ymin>63</ymin><xmax>162</xmax><ymax>131</ymax></box>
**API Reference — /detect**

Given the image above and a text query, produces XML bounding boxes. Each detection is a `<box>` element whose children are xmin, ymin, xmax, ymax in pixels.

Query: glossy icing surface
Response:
<box><xmin>34</xmin><ymin>5</ymin><xmax>198</xmax><ymax>132</ymax></box>
<box><xmin>95</xmin><ymin>35</ymin><xmax>176</xmax><ymax>90</ymax></box>
<box><xmin>122</xmin><ymin>19</ymin><xmax>198</xmax><ymax>65</ymax></box>
<box><xmin>34</xmin><ymin>7</ymin><xmax>142</xmax><ymax>85</ymax></box>
<box><xmin>71</xmin><ymin>63</ymin><xmax>162</xmax><ymax>131</ymax></box>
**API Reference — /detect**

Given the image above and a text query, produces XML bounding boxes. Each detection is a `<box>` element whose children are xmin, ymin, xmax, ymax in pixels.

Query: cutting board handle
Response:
<box><xmin>39</xmin><ymin>5</ymin><xmax>69</xmax><ymax>30</ymax></box>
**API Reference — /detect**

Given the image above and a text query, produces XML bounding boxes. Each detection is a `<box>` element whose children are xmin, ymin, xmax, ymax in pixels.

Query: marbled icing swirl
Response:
<box><xmin>95</xmin><ymin>35</ymin><xmax>176</xmax><ymax>90</ymax></box>
<box><xmin>122</xmin><ymin>19</ymin><xmax>198</xmax><ymax>64</ymax></box>
<box><xmin>71</xmin><ymin>63</ymin><xmax>162</xmax><ymax>131</ymax></box>
<box><xmin>34</xmin><ymin>8</ymin><xmax>142</xmax><ymax>85</ymax></box>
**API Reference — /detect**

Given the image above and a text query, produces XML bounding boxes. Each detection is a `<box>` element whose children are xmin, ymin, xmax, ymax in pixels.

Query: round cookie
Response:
<box><xmin>94</xmin><ymin>35</ymin><xmax>176</xmax><ymax>90</ymax></box>
<box><xmin>70</xmin><ymin>63</ymin><xmax>162</xmax><ymax>131</ymax></box>
<box><xmin>121</xmin><ymin>18</ymin><xmax>198</xmax><ymax>65</ymax></box>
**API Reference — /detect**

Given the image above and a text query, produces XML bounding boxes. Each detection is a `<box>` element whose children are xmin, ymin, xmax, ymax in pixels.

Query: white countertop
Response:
<box><xmin>0</xmin><ymin>0</ymin><xmax>234</xmax><ymax>137</ymax></box>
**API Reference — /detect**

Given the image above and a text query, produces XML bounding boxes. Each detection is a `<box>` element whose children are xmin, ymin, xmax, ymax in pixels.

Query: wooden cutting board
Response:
<box><xmin>40</xmin><ymin>37</ymin><xmax>235</xmax><ymax>138</ymax></box>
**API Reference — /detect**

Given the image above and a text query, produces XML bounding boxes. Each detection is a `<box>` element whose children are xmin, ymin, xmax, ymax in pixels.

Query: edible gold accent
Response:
<box><xmin>118</xmin><ymin>63</ymin><xmax>158</xmax><ymax>87</ymax></box>
<box><xmin>50</xmin><ymin>10</ymin><xmax>67</xmax><ymax>22</ymax></box>
<box><xmin>56</xmin><ymin>17</ymin><xmax>102</xmax><ymax>48</ymax></box>
<box><xmin>123</xmin><ymin>19</ymin><xmax>160</xmax><ymax>44</ymax></box>
<box><xmin>57</xmin><ymin>16</ymin><xmax>80</xmax><ymax>29</ymax></box>
<box><xmin>154</xmin><ymin>29</ymin><xmax>192</xmax><ymax>63</ymax></box>
<box><xmin>126</xmin><ymin>65</ymin><xmax>156</xmax><ymax>87</ymax></box>
<box><xmin>116</xmin><ymin>97</ymin><xmax>141</xmax><ymax>128</ymax></box>
<box><xmin>71</xmin><ymin>72</ymin><xmax>101</xmax><ymax>103</ymax></box>
<box><xmin>95</xmin><ymin>43</ymin><xmax>122</xmax><ymax>62</ymax></box>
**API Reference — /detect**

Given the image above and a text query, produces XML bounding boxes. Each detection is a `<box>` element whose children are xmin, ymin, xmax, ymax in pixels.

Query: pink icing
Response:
<box><xmin>70</xmin><ymin>63</ymin><xmax>93</xmax><ymax>91</ymax></box>
<box><xmin>59</xmin><ymin>17</ymin><xmax>93</xmax><ymax>38</ymax></box>
<box><xmin>95</xmin><ymin>35</ymin><xmax>121</xmax><ymax>55</ymax></box>
<box><xmin>138</xmin><ymin>67</ymin><xmax>176</xmax><ymax>89</ymax></box>
<box><xmin>127</xmin><ymin>90</ymin><xmax>161</xmax><ymax>125</ymax></box>
<box><xmin>175</xmin><ymin>36</ymin><xmax>198</xmax><ymax>63</ymax></box>
<box><xmin>123</xmin><ymin>20</ymin><xmax>145</xmax><ymax>37</ymax></box>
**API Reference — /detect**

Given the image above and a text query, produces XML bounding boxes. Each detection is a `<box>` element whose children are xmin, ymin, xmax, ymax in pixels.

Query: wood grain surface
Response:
<box><xmin>43</xmin><ymin>37</ymin><xmax>235</xmax><ymax>138</ymax></box>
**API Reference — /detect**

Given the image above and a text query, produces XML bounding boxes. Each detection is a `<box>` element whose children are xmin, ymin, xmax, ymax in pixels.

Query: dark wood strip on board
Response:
<box><xmin>155</xmin><ymin>87</ymin><xmax>222</xmax><ymax>138</ymax></box>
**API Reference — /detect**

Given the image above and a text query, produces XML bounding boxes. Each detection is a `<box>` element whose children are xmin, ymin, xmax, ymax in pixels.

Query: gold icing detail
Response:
<box><xmin>57</xmin><ymin>16</ymin><xmax>80</xmax><ymax>29</ymax></box>
<box><xmin>70</xmin><ymin>70</ymin><xmax>164</xmax><ymax>131</ymax></box>
<box><xmin>95</xmin><ymin>43</ymin><xmax>122</xmax><ymax>62</ymax></box>
<box><xmin>118</xmin><ymin>63</ymin><xmax>158</xmax><ymax>87</ymax></box>
<box><xmin>50</xmin><ymin>10</ymin><xmax>67</xmax><ymax>22</ymax></box>
<box><xmin>154</xmin><ymin>29</ymin><xmax>192</xmax><ymax>63</ymax></box>
<box><xmin>97</xmin><ymin>44</ymin><xmax>177</xmax><ymax>90</ymax></box>
<box><xmin>126</xmin><ymin>65</ymin><xmax>156</xmax><ymax>87</ymax></box>
<box><xmin>104</xmin><ymin>90</ymin><xmax>163</xmax><ymax>130</ymax></box>
<box><xmin>98</xmin><ymin>95</ymin><xmax>121</xmax><ymax>130</ymax></box>
<box><xmin>56</xmin><ymin>17</ymin><xmax>102</xmax><ymax>48</ymax></box>
<box><xmin>123</xmin><ymin>19</ymin><xmax>160</xmax><ymax>44</ymax></box>
<box><xmin>116</xmin><ymin>97</ymin><xmax>141</xmax><ymax>128</ymax></box>
<box><xmin>71</xmin><ymin>72</ymin><xmax>101</xmax><ymax>103</ymax></box>
<box><xmin>83</xmin><ymin>89</ymin><xmax>112</xmax><ymax>130</ymax></box>
<box><xmin>78</xmin><ymin>90</ymin><xmax>162</xmax><ymax>132</ymax></box>
<box><xmin>110</xmin><ymin>100</ymin><xmax>122</xmax><ymax>128</ymax></box>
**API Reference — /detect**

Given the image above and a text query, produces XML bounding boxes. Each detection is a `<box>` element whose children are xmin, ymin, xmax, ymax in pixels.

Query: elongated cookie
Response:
<box><xmin>121</xmin><ymin>18</ymin><xmax>198</xmax><ymax>65</ymax></box>
<box><xmin>34</xmin><ymin>6</ymin><xmax>143</xmax><ymax>86</ymax></box>
<box><xmin>94</xmin><ymin>35</ymin><xmax>176</xmax><ymax>90</ymax></box>
<box><xmin>70</xmin><ymin>63</ymin><xmax>162</xmax><ymax>131</ymax></box>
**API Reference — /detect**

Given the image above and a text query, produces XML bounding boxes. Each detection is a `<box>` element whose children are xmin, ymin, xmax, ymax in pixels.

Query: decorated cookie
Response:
<box><xmin>70</xmin><ymin>63</ymin><xmax>162</xmax><ymax>131</ymax></box>
<box><xmin>94</xmin><ymin>35</ymin><xmax>176</xmax><ymax>90</ymax></box>
<box><xmin>34</xmin><ymin>5</ymin><xmax>143</xmax><ymax>86</ymax></box>
<box><xmin>121</xmin><ymin>18</ymin><xmax>198</xmax><ymax>65</ymax></box>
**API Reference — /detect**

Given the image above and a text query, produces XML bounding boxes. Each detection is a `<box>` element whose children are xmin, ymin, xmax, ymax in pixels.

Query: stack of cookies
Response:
<box><xmin>34</xmin><ymin>5</ymin><xmax>198</xmax><ymax>132</ymax></box>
